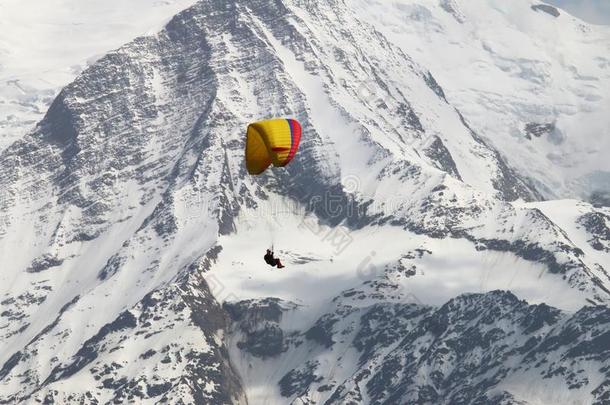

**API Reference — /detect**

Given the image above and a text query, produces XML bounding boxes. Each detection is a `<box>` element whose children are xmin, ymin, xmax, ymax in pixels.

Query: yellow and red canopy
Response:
<box><xmin>245</xmin><ymin>118</ymin><xmax>302</xmax><ymax>175</ymax></box>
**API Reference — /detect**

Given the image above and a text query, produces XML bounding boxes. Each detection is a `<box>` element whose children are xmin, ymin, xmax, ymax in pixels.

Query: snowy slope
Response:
<box><xmin>352</xmin><ymin>0</ymin><xmax>610</xmax><ymax>203</ymax></box>
<box><xmin>0</xmin><ymin>0</ymin><xmax>198</xmax><ymax>151</ymax></box>
<box><xmin>0</xmin><ymin>0</ymin><xmax>609</xmax><ymax>404</ymax></box>
<box><xmin>225</xmin><ymin>290</ymin><xmax>610</xmax><ymax>405</ymax></box>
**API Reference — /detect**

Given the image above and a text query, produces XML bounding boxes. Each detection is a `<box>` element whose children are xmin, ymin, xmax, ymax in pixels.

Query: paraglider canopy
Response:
<box><xmin>245</xmin><ymin>118</ymin><xmax>302</xmax><ymax>175</ymax></box>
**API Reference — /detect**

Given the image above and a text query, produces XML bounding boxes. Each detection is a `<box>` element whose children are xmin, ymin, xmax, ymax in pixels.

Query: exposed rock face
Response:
<box><xmin>225</xmin><ymin>298</ymin><xmax>294</xmax><ymax>358</ymax></box>
<box><xmin>524</xmin><ymin>122</ymin><xmax>555</xmax><ymax>140</ymax></box>
<box><xmin>1</xmin><ymin>267</ymin><xmax>246</xmax><ymax>404</ymax></box>
<box><xmin>531</xmin><ymin>4</ymin><xmax>561</xmax><ymax>18</ymax></box>
<box><xmin>578</xmin><ymin>212</ymin><xmax>610</xmax><ymax>253</ymax></box>
<box><xmin>228</xmin><ymin>290</ymin><xmax>610</xmax><ymax>405</ymax></box>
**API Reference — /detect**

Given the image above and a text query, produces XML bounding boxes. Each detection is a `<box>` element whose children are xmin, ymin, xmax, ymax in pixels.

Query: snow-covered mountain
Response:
<box><xmin>352</xmin><ymin>0</ymin><xmax>610</xmax><ymax>203</ymax></box>
<box><xmin>0</xmin><ymin>0</ymin><xmax>609</xmax><ymax>404</ymax></box>
<box><xmin>0</xmin><ymin>0</ymin><xmax>198</xmax><ymax>151</ymax></box>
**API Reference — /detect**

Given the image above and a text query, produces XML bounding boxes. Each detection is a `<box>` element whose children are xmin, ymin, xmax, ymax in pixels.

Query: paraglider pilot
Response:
<box><xmin>264</xmin><ymin>249</ymin><xmax>284</xmax><ymax>268</ymax></box>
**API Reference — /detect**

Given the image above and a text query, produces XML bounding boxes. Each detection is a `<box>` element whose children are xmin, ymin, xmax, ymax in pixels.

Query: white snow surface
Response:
<box><xmin>352</xmin><ymin>0</ymin><xmax>610</xmax><ymax>201</ymax></box>
<box><xmin>0</xmin><ymin>0</ymin><xmax>198</xmax><ymax>150</ymax></box>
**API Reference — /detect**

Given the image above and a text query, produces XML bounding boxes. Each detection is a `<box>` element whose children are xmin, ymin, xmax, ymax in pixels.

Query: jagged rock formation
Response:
<box><xmin>228</xmin><ymin>289</ymin><xmax>610</xmax><ymax>404</ymax></box>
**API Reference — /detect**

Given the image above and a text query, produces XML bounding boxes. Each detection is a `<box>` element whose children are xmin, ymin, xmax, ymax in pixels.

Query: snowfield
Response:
<box><xmin>0</xmin><ymin>0</ymin><xmax>198</xmax><ymax>151</ymax></box>
<box><xmin>211</xmin><ymin>196</ymin><xmax>592</xmax><ymax>312</ymax></box>
<box><xmin>353</xmin><ymin>0</ymin><xmax>610</xmax><ymax>203</ymax></box>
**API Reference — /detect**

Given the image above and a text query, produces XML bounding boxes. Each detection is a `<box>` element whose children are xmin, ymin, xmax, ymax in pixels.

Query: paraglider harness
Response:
<box><xmin>264</xmin><ymin>247</ymin><xmax>284</xmax><ymax>268</ymax></box>
<box><xmin>264</xmin><ymin>250</ymin><xmax>274</xmax><ymax>265</ymax></box>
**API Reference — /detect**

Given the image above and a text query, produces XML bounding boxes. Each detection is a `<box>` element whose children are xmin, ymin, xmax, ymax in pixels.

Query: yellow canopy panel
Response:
<box><xmin>245</xmin><ymin>118</ymin><xmax>302</xmax><ymax>175</ymax></box>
